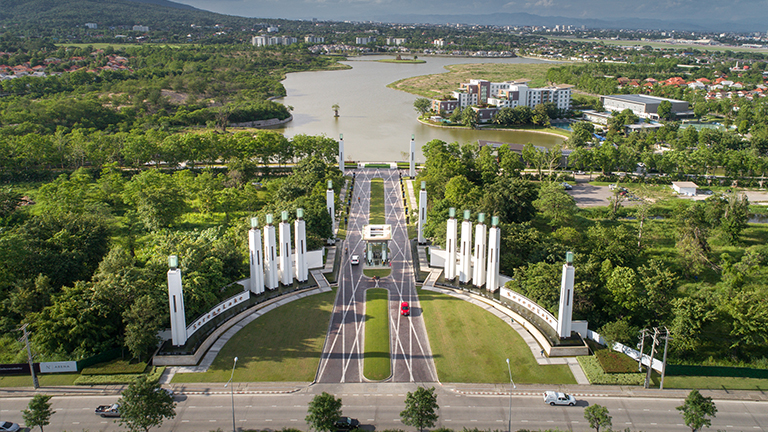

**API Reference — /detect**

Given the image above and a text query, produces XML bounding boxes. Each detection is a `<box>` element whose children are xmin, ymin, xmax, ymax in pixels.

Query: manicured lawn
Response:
<box><xmin>363</xmin><ymin>268</ymin><xmax>392</xmax><ymax>278</ymax></box>
<box><xmin>369</xmin><ymin>178</ymin><xmax>385</xmax><ymax>225</ymax></box>
<box><xmin>171</xmin><ymin>288</ymin><xmax>336</xmax><ymax>383</ymax></box>
<box><xmin>364</xmin><ymin>289</ymin><xmax>391</xmax><ymax>381</ymax></box>
<box><xmin>0</xmin><ymin>373</ymin><xmax>79</xmax><ymax>388</ymax></box>
<box><xmin>419</xmin><ymin>289</ymin><xmax>576</xmax><ymax>384</ymax></box>
<box><xmin>651</xmin><ymin>374</ymin><xmax>768</xmax><ymax>390</ymax></box>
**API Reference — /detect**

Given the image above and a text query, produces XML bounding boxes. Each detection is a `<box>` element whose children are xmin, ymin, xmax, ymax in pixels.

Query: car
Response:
<box><xmin>561</xmin><ymin>182</ymin><xmax>573</xmax><ymax>190</ymax></box>
<box><xmin>575</xmin><ymin>170</ymin><xmax>586</xmax><ymax>175</ymax></box>
<box><xmin>543</xmin><ymin>391</ymin><xmax>576</xmax><ymax>406</ymax></box>
<box><xmin>401</xmin><ymin>301</ymin><xmax>410</xmax><ymax>316</ymax></box>
<box><xmin>608</xmin><ymin>184</ymin><xmax>617</xmax><ymax>190</ymax></box>
<box><xmin>333</xmin><ymin>416</ymin><xmax>360</xmax><ymax>431</ymax></box>
<box><xmin>0</xmin><ymin>421</ymin><xmax>20</xmax><ymax>432</ymax></box>
<box><xmin>95</xmin><ymin>403</ymin><xmax>121</xmax><ymax>417</ymax></box>
<box><xmin>350</xmin><ymin>255</ymin><xmax>360</xmax><ymax>265</ymax></box>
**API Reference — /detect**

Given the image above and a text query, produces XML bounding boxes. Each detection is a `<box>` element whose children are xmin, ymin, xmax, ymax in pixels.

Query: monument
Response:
<box><xmin>279</xmin><ymin>211</ymin><xmax>293</xmax><ymax>286</ymax></box>
<box><xmin>486</xmin><ymin>216</ymin><xmax>501</xmax><ymax>292</ymax></box>
<box><xmin>338</xmin><ymin>133</ymin><xmax>345</xmax><ymax>176</ymax></box>
<box><xmin>459</xmin><ymin>210</ymin><xmax>472</xmax><ymax>283</ymax></box>
<box><xmin>445</xmin><ymin>207</ymin><xmax>457</xmax><ymax>279</ymax></box>
<box><xmin>248</xmin><ymin>217</ymin><xmax>265</xmax><ymax>295</ymax></box>
<box><xmin>409</xmin><ymin>134</ymin><xmax>416</xmax><ymax>177</ymax></box>
<box><xmin>294</xmin><ymin>208</ymin><xmax>308</xmax><ymax>282</ymax></box>
<box><xmin>263</xmin><ymin>214</ymin><xmax>278</xmax><ymax>290</ymax></box>
<box><xmin>167</xmin><ymin>255</ymin><xmax>187</xmax><ymax>346</ymax></box>
<box><xmin>473</xmin><ymin>213</ymin><xmax>487</xmax><ymax>287</ymax></box>
<box><xmin>326</xmin><ymin>180</ymin><xmax>335</xmax><ymax>229</ymax></box>
<box><xmin>557</xmin><ymin>252</ymin><xmax>575</xmax><ymax>339</ymax></box>
<box><xmin>417</xmin><ymin>181</ymin><xmax>427</xmax><ymax>244</ymax></box>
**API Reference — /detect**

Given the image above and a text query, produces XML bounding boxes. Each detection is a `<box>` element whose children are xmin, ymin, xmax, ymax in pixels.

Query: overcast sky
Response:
<box><xmin>170</xmin><ymin>0</ymin><xmax>766</xmax><ymax>29</ymax></box>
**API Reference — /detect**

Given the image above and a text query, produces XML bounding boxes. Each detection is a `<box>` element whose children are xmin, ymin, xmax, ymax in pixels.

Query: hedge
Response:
<box><xmin>80</xmin><ymin>360</ymin><xmax>148</xmax><ymax>375</ymax></box>
<box><xmin>578</xmin><ymin>355</ymin><xmax>645</xmax><ymax>385</ymax></box>
<box><xmin>666</xmin><ymin>364</ymin><xmax>768</xmax><ymax>379</ymax></box>
<box><xmin>595</xmin><ymin>349</ymin><xmax>638</xmax><ymax>373</ymax></box>
<box><xmin>74</xmin><ymin>366</ymin><xmax>165</xmax><ymax>385</ymax></box>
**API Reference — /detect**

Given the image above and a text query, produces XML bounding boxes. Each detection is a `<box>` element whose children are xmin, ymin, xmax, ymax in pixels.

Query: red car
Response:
<box><xmin>400</xmin><ymin>301</ymin><xmax>410</xmax><ymax>316</ymax></box>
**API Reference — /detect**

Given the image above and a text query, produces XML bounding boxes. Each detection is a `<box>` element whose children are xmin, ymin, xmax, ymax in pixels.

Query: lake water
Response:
<box><xmin>274</xmin><ymin>55</ymin><xmax>566</xmax><ymax>162</ymax></box>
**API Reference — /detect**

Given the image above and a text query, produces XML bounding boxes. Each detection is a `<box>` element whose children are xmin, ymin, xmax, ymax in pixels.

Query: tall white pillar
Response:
<box><xmin>248</xmin><ymin>217</ymin><xmax>265</xmax><ymax>295</ymax></box>
<box><xmin>557</xmin><ymin>252</ymin><xmax>576</xmax><ymax>339</ymax></box>
<box><xmin>445</xmin><ymin>207</ymin><xmax>457</xmax><ymax>280</ymax></box>
<box><xmin>417</xmin><ymin>181</ymin><xmax>427</xmax><ymax>244</ymax></box>
<box><xmin>459</xmin><ymin>210</ymin><xmax>472</xmax><ymax>284</ymax></box>
<box><xmin>473</xmin><ymin>213</ymin><xmax>487</xmax><ymax>288</ymax></box>
<box><xmin>486</xmin><ymin>216</ymin><xmax>501</xmax><ymax>292</ymax></box>
<box><xmin>338</xmin><ymin>133</ymin><xmax>345</xmax><ymax>176</ymax></box>
<box><xmin>279</xmin><ymin>211</ymin><xmax>293</xmax><ymax>286</ymax></box>
<box><xmin>326</xmin><ymin>180</ymin><xmax>335</xmax><ymax>231</ymax></box>
<box><xmin>263</xmin><ymin>214</ymin><xmax>278</xmax><ymax>290</ymax></box>
<box><xmin>294</xmin><ymin>208</ymin><xmax>308</xmax><ymax>282</ymax></box>
<box><xmin>167</xmin><ymin>255</ymin><xmax>187</xmax><ymax>346</ymax></box>
<box><xmin>409</xmin><ymin>134</ymin><xmax>416</xmax><ymax>177</ymax></box>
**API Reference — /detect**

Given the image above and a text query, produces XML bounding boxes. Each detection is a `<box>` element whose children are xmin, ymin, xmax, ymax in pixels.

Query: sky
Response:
<box><xmin>170</xmin><ymin>0</ymin><xmax>767</xmax><ymax>31</ymax></box>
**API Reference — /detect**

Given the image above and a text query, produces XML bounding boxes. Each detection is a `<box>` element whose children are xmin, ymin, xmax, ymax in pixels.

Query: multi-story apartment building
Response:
<box><xmin>355</xmin><ymin>36</ymin><xmax>376</xmax><ymax>45</ymax></box>
<box><xmin>252</xmin><ymin>35</ymin><xmax>298</xmax><ymax>47</ymax></box>
<box><xmin>304</xmin><ymin>35</ymin><xmax>325</xmax><ymax>43</ymax></box>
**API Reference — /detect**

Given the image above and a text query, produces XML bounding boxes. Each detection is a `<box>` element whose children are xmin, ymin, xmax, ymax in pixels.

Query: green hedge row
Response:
<box><xmin>578</xmin><ymin>355</ymin><xmax>645</xmax><ymax>385</ymax></box>
<box><xmin>666</xmin><ymin>364</ymin><xmax>768</xmax><ymax>379</ymax></box>
<box><xmin>74</xmin><ymin>366</ymin><xmax>165</xmax><ymax>385</ymax></box>
<box><xmin>80</xmin><ymin>360</ymin><xmax>148</xmax><ymax>375</ymax></box>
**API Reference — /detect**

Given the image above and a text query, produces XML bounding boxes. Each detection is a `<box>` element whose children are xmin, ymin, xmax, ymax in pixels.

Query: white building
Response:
<box><xmin>601</xmin><ymin>94</ymin><xmax>690</xmax><ymax>120</ymax></box>
<box><xmin>387</xmin><ymin>37</ymin><xmax>407</xmax><ymax>45</ymax></box>
<box><xmin>132</xmin><ymin>25</ymin><xmax>149</xmax><ymax>32</ymax></box>
<box><xmin>85</xmin><ymin>23</ymin><xmax>98</xmax><ymax>29</ymax></box>
<box><xmin>252</xmin><ymin>35</ymin><xmax>298</xmax><ymax>47</ymax></box>
<box><xmin>355</xmin><ymin>36</ymin><xmax>376</xmax><ymax>45</ymax></box>
<box><xmin>671</xmin><ymin>181</ymin><xmax>698</xmax><ymax>196</ymax></box>
<box><xmin>305</xmin><ymin>35</ymin><xmax>325</xmax><ymax>43</ymax></box>
<box><xmin>433</xmin><ymin>39</ymin><xmax>445</xmax><ymax>47</ymax></box>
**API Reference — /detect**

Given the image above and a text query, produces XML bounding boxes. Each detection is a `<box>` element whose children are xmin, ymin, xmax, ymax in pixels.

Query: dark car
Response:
<box><xmin>401</xmin><ymin>301</ymin><xmax>410</xmax><ymax>316</ymax></box>
<box><xmin>334</xmin><ymin>416</ymin><xmax>360</xmax><ymax>431</ymax></box>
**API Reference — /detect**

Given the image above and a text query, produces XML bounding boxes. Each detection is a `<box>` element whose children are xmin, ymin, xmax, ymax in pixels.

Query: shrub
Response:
<box><xmin>595</xmin><ymin>349</ymin><xmax>639</xmax><ymax>373</ymax></box>
<box><xmin>80</xmin><ymin>359</ymin><xmax>148</xmax><ymax>375</ymax></box>
<box><xmin>578</xmin><ymin>355</ymin><xmax>645</xmax><ymax>385</ymax></box>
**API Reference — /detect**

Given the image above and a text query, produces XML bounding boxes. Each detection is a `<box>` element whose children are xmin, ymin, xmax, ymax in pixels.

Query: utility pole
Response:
<box><xmin>644</xmin><ymin>327</ymin><xmax>660</xmax><ymax>389</ymax></box>
<box><xmin>637</xmin><ymin>329</ymin><xmax>647</xmax><ymax>372</ymax></box>
<box><xmin>660</xmin><ymin>327</ymin><xmax>672</xmax><ymax>390</ymax></box>
<box><xmin>19</xmin><ymin>324</ymin><xmax>39</xmax><ymax>389</ymax></box>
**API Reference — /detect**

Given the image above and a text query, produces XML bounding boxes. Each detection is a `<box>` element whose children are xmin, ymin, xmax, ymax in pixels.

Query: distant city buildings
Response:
<box><xmin>304</xmin><ymin>35</ymin><xmax>325</xmax><ymax>43</ymax></box>
<box><xmin>132</xmin><ymin>25</ymin><xmax>149</xmax><ymax>32</ymax></box>
<box><xmin>85</xmin><ymin>23</ymin><xmax>97</xmax><ymax>29</ymax></box>
<box><xmin>430</xmin><ymin>79</ymin><xmax>573</xmax><ymax>122</ymax></box>
<box><xmin>386</xmin><ymin>37</ymin><xmax>407</xmax><ymax>45</ymax></box>
<box><xmin>252</xmin><ymin>35</ymin><xmax>298</xmax><ymax>46</ymax></box>
<box><xmin>355</xmin><ymin>36</ymin><xmax>376</xmax><ymax>45</ymax></box>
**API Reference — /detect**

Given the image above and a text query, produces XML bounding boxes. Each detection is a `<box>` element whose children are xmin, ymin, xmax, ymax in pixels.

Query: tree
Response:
<box><xmin>123</xmin><ymin>295</ymin><xmax>165</xmax><ymax>362</ymax></box>
<box><xmin>677</xmin><ymin>389</ymin><xmax>717</xmax><ymax>432</ymax></box>
<box><xmin>118</xmin><ymin>375</ymin><xmax>176</xmax><ymax>432</ymax></box>
<box><xmin>583</xmin><ymin>404</ymin><xmax>612</xmax><ymax>432</ymax></box>
<box><xmin>332</xmin><ymin>103</ymin><xmax>339</xmax><ymax>117</ymax></box>
<box><xmin>413</xmin><ymin>98</ymin><xmax>432</xmax><ymax>116</ymax></box>
<box><xmin>657</xmin><ymin>100</ymin><xmax>673</xmax><ymax>121</ymax></box>
<box><xmin>305</xmin><ymin>392</ymin><xmax>343</xmax><ymax>432</ymax></box>
<box><xmin>400</xmin><ymin>386</ymin><xmax>439</xmax><ymax>432</ymax></box>
<box><xmin>460</xmin><ymin>107</ymin><xmax>478</xmax><ymax>129</ymax></box>
<box><xmin>22</xmin><ymin>394</ymin><xmax>55</xmax><ymax>432</ymax></box>
<box><xmin>533</xmin><ymin>182</ymin><xmax>577</xmax><ymax>229</ymax></box>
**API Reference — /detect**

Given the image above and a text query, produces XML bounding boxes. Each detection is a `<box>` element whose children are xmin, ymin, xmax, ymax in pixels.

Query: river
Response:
<box><xmin>274</xmin><ymin>55</ymin><xmax>566</xmax><ymax>162</ymax></box>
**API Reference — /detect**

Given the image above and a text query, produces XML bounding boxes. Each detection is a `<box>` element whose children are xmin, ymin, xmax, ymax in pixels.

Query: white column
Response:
<box><xmin>418</xmin><ymin>181</ymin><xmax>427</xmax><ymax>244</ymax></box>
<box><xmin>167</xmin><ymin>255</ymin><xmax>187</xmax><ymax>346</ymax></box>
<box><xmin>279</xmin><ymin>211</ymin><xmax>293</xmax><ymax>286</ymax></box>
<box><xmin>409</xmin><ymin>134</ymin><xmax>416</xmax><ymax>177</ymax></box>
<box><xmin>486</xmin><ymin>216</ymin><xmax>501</xmax><ymax>292</ymax></box>
<box><xmin>473</xmin><ymin>213</ymin><xmax>487</xmax><ymax>288</ymax></box>
<box><xmin>459</xmin><ymin>210</ymin><xmax>472</xmax><ymax>284</ymax></box>
<box><xmin>338</xmin><ymin>133</ymin><xmax>345</xmax><ymax>176</ymax></box>
<box><xmin>263</xmin><ymin>214</ymin><xmax>278</xmax><ymax>290</ymax></box>
<box><xmin>294</xmin><ymin>208</ymin><xmax>308</xmax><ymax>282</ymax></box>
<box><xmin>248</xmin><ymin>217</ymin><xmax>265</xmax><ymax>295</ymax></box>
<box><xmin>557</xmin><ymin>252</ymin><xmax>576</xmax><ymax>339</ymax></box>
<box><xmin>445</xmin><ymin>207</ymin><xmax>457</xmax><ymax>280</ymax></box>
<box><xmin>326</xmin><ymin>180</ymin><xmax>335</xmax><ymax>232</ymax></box>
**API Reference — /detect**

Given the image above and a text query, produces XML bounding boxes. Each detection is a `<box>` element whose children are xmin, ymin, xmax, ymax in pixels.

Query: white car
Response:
<box><xmin>350</xmin><ymin>255</ymin><xmax>360</xmax><ymax>265</ymax></box>
<box><xmin>0</xmin><ymin>421</ymin><xmax>20</xmax><ymax>432</ymax></box>
<box><xmin>543</xmin><ymin>391</ymin><xmax>576</xmax><ymax>406</ymax></box>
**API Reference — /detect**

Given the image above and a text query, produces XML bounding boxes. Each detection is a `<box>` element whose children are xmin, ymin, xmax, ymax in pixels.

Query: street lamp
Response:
<box><xmin>505</xmin><ymin>358</ymin><xmax>516</xmax><ymax>432</ymax></box>
<box><xmin>224</xmin><ymin>356</ymin><xmax>238</xmax><ymax>432</ymax></box>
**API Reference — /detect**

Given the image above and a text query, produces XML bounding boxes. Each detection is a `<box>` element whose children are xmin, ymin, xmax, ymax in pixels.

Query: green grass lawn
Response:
<box><xmin>369</xmin><ymin>178</ymin><xmax>385</xmax><ymax>225</ymax></box>
<box><xmin>0</xmin><ymin>373</ymin><xmax>79</xmax><ymax>388</ymax></box>
<box><xmin>363</xmin><ymin>268</ymin><xmax>392</xmax><ymax>278</ymax></box>
<box><xmin>651</xmin><ymin>374</ymin><xmax>768</xmax><ymax>390</ymax></box>
<box><xmin>171</xmin><ymin>288</ymin><xmax>336</xmax><ymax>383</ymax></box>
<box><xmin>364</xmin><ymin>289</ymin><xmax>391</xmax><ymax>381</ymax></box>
<box><xmin>419</xmin><ymin>288</ymin><xmax>576</xmax><ymax>384</ymax></box>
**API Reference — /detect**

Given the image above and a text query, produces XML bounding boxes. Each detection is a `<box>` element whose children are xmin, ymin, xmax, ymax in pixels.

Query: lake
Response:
<box><xmin>274</xmin><ymin>55</ymin><xmax>566</xmax><ymax>162</ymax></box>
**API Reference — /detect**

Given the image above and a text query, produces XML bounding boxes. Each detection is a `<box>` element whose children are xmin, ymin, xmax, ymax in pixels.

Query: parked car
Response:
<box><xmin>401</xmin><ymin>301</ymin><xmax>410</xmax><ymax>316</ymax></box>
<box><xmin>0</xmin><ymin>421</ymin><xmax>20</xmax><ymax>432</ymax></box>
<box><xmin>561</xmin><ymin>182</ymin><xmax>573</xmax><ymax>190</ymax></box>
<box><xmin>543</xmin><ymin>391</ymin><xmax>576</xmax><ymax>406</ymax></box>
<box><xmin>333</xmin><ymin>416</ymin><xmax>360</xmax><ymax>431</ymax></box>
<box><xmin>95</xmin><ymin>404</ymin><xmax>121</xmax><ymax>417</ymax></box>
<box><xmin>350</xmin><ymin>255</ymin><xmax>360</xmax><ymax>265</ymax></box>
<box><xmin>575</xmin><ymin>170</ymin><xmax>586</xmax><ymax>175</ymax></box>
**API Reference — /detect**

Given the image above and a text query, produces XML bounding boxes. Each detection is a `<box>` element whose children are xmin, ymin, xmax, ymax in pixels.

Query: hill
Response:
<box><xmin>0</xmin><ymin>0</ymin><xmax>266</xmax><ymax>34</ymax></box>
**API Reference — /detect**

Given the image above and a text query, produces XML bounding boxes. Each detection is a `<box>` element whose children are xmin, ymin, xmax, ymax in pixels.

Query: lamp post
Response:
<box><xmin>505</xmin><ymin>358</ymin><xmax>516</xmax><ymax>432</ymax></box>
<box><xmin>224</xmin><ymin>357</ymin><xmax>238</xmax><ymax>432</ymax></box>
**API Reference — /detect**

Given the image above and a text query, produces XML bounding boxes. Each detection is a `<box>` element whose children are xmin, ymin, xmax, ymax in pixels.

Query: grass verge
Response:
<box><xmin>651</xmin><ymin>374</ymin><xmax>768</xmax><ymax>390</ymax></box>
<box><xmin>364</xmin><ymin>288</ymin><xmax>391</xmax><ymax>381</ymax></box>
<box><xmin>0</xmin><ymin>373</ymin><xmax>79</xmax><ymax>387</ymax></box>
<box><xmin>419</xmin><ymin>288</ymin><xmax>576</xmax><ymax>384</ymax></box>
<box><xmin>171</xmin><ymin>288</ymin><xmax>336</xmax><ymax>383</ymax></box>
<box><xmin>369</xmin><ymin>178</ymin><xmax>385</xmax><ymax>224</ymax></box>
<box><xmin>364</xmin><ymin>268</ymin><xmax>392</xmax><ymax>278</ymax></box>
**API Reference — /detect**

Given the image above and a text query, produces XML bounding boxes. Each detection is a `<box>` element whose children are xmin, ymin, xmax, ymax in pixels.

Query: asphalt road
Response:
<box><xmin>316</xmin><ymin>168</ymin><xmax>437</xmax><ymax>383</ymax></box>
<box><xmin>1</xmin><ymin>384</ymin><xmax>767</xmax><ymax>432</ymax></box>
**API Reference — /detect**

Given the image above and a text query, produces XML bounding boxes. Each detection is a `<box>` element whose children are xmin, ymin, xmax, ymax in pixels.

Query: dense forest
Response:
<box><xmin>0</xmin><ymin>41</ymin><xmax>344</xmax><ymax>363</ymax></box>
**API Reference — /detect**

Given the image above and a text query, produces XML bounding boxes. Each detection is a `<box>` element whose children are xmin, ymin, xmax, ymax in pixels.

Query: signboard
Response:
<box><xmin>0</xmin><ymin>363</ymin><xmax>30</xmax><ymax>376</ymax></box>
<box><xmin>39</xmin><ymin>361</ymin><xmax>78</xmax><ymax>373</ymax></box>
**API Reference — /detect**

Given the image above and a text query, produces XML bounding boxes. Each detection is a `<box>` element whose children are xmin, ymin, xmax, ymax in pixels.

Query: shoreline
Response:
<box><xmin>417</xmin><ymin>118</ymin><xmax>569</xmax><ymax>139</ymax></box>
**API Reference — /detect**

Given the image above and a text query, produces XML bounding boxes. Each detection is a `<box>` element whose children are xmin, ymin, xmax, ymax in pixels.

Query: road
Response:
<box><xmin>1</xmin><ymin>384</ymin><xmax>767</xmax><ymax>432</ymax></box>
<box><xmin>316</xmin><ymin>168</ymin><xmax>437</xmax><ymax>383</ymax></box>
